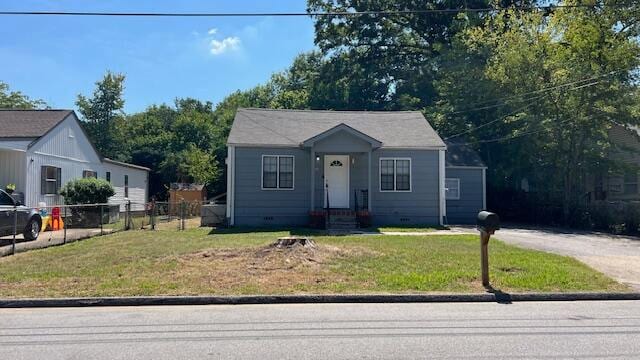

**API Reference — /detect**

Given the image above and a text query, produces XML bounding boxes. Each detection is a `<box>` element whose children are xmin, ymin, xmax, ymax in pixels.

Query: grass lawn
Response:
<box><xmin>0</xmin><ymin>228</ymin><xmax>627</xmax><ymax>298</ymax></box>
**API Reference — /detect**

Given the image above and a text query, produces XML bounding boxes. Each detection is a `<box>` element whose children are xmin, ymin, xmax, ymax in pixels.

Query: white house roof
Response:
<box><xmin>0</xmin><ymin>109</ymin><xmax>149</xmax><ymax>172</ymax></box>
<box><xmin>227</xmin><ymin>108</ymin><xmax>446</xmax><ymax>148</ymax></box>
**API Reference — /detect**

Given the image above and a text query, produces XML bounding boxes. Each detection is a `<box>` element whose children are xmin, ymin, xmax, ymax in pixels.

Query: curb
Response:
<box><xmin>1</xmin><ymin>293</ymin><xmax>639</xmax><ymax>308</ymax></box>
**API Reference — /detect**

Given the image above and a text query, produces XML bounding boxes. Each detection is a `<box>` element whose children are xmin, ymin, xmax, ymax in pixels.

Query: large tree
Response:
<box><xmin>306</xmin><ymin>0</ymin><xmax>534</xmax><ymax>109</ymax></box>
<box><xmin>76</xmin><ymin>71</ymin><xmax>126</xmax><ymax>160</ymax></box>
<box><xmin>0</xmin><ymin>81</ymin><xmax>46</xmax><ymax>109</ymax></box>
<box><xmin>435</xmin><ymin>1</ymin><xmax>640</xmax><ymax>222</ymax></box>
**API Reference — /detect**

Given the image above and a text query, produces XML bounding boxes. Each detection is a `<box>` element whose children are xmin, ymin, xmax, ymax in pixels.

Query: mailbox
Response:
<box><xmin>477</xmin><ymin>211</ymin><xmax>500</xmax><ymax>234</ymax></box>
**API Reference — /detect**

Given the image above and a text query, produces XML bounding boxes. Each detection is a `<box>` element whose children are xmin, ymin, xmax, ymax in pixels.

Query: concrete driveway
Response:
<box><xmin>477</xmin><ymin>226</ymin><xmax>640</xmax><ymax>290</ymax></box>
<box><xmin>0</xmin><ymin>228</ymin><xmax>112</xmax><ymax>257</ymax></box>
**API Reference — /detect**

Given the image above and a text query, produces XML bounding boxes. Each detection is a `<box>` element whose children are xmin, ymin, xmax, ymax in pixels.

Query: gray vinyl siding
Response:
<box><xmin>446</xmin><ymin>167</ymin><xmax>484</xmax><ymax>224</ymax></box>
<box><xmin>313</xmin><ymin>131</ymin><xmax>372</xmax><ymax>153</ymax></box>
<box><xmin>371</xmin><ymin>149</ymin><xmax>440</xmax><ymax>225</ymax></box>
<box><xmin>232</xmin><ymin>147</ymin><xmax>443</xmax><ymax>226</ymax></box>
<box><xmin>234</xmin><ymin>147</ymin><xmax>311</xmax><ymax>226</ymax></box>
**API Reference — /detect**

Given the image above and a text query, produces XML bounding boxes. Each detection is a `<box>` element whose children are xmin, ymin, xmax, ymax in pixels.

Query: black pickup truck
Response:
<box><xmin>0</xmin><ymin>189</ymin><xmax>42</xmax><ymax>240</ymax></box>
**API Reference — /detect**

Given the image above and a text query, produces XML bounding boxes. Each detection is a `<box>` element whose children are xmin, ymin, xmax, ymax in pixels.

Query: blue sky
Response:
<box><xmin>0</xmin><ymin>0</ymin><xmax>316</xmax><ymax>112</ymax></box>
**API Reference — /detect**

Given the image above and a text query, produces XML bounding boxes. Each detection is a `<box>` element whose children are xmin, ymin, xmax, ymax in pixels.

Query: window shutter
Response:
<box><xmin>56</xmin><ymin>167</ymin><xmax>62</xmax><ymax>194</ymax></box>
<box><xmin>40</xmin><ymin>166</ymin><xmax>46</xmax><ymax>194</ymax></box>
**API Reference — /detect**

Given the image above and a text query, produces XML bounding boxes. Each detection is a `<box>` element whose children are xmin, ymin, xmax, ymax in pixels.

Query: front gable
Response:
<box><xmin>302</xmin><ymin>123</ymin><xmax>382</xmax><ymax>153</ymax></box>
<box><xmin>27</xmin><ymin>113</ymin><xmax>102</xmax><ymax>164</ymax></box>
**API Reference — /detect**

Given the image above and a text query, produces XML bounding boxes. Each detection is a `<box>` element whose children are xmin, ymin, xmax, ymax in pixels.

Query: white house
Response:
<box><xmin>0</xmin><ymin>109</ymin><xmax>149</xmax><ymax>211</ymax></box>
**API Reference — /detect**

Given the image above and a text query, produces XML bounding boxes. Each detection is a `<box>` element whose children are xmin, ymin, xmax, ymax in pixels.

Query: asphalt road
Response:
<box><xmin>2</xmin><ymin>301</ymin><xmax>640</xmax><ymax>359</ymax></box>
<box><xmin>489</xmin><ymin>227</ymin><xmax>640</xmax><ymax>290</ymax></box>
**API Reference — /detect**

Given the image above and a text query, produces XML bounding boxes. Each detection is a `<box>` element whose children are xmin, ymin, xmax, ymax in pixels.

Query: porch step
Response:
<box><xmin>327</xmin><ymin>219</ymin><xmax>358</xmax><ymax>230</ymax></box>
<box><xmin>327</xmin><ymin>210</ymin><xmax>357</xmax><ymax>217</ymax></box>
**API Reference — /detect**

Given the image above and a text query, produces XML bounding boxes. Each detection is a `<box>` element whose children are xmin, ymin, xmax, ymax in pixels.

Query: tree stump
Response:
<box><xmin>273</xmin><ymin>237</ymin><xmax>316</xmax><ymax>249</ymax></box>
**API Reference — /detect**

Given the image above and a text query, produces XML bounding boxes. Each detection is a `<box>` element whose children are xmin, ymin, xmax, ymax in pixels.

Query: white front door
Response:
<box><xmin>324</xmin><ymin>155</ymin><xmax>350</xmax><ymax>208</ymax></box>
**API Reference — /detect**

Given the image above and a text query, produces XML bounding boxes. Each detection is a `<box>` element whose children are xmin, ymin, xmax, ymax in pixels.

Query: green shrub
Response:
<box><xmin>60</xmin><ymin>178</ymin><xmax>115</xmax><ymax>204</ymax></box>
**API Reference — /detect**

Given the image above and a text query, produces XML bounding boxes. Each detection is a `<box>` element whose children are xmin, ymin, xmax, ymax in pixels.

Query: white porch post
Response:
<box><xmin>439</xmin><ymin>149</ymin><xmax>446</xmax><ymax>226</ymax></box>
<box><xmin>310</xmin><ymin>149</ymin><xmax>315</xmax><ymax>211</ymax></box>
<box><xmin>367</xmin><ymin>149</ymin><xmax>372</xmax><ymax>211</ymax></box>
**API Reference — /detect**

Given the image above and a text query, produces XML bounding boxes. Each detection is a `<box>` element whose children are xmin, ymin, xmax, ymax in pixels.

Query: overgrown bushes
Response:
<box><xmin>489</xmin><ymin>189</ymin><xmax>640</xmax><ymax>235</ymax></box>
<box><xmin>587</xmin><ymin>202</ymin><xmax>640</xmax><ymax>235</ymax></box>
<box><xmin>60</xmin><ymin>178</ymin><xmax>115</xmax><ymax>204</ymax></box>
<box><xmin>60</xmin><ymin>178</ymin><xmax>116</xmax><ymax>228</ymax></box>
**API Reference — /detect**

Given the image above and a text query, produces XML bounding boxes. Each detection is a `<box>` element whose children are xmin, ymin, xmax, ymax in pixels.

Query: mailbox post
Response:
<box><xmin>476</xmin><ymin>211</ymin><xmax>500</xmax><ymax>288</ymax></box>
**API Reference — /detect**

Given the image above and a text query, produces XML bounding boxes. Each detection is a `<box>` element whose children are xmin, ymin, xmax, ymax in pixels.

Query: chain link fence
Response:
<box><xmin>0</xmin><ymin>200</ymin><xmax>217</xmax><ymax>257</ymax></box>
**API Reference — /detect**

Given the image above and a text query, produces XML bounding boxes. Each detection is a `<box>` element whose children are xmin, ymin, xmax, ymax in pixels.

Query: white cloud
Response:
<box><xmin>209</xmin><ymin>36</ymin><xmax>241</xmax><ymax>55</ymax></box>
<box><xmin>207</xmin><ymin>28</ymin><xmax>217</xmax><ymax>35</ymax></box>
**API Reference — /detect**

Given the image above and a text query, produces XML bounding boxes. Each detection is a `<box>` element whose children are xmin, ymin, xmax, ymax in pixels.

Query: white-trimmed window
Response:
<box><xmin>262</xmin><ymin>155</ymin><xmax>294</xmax><ymax>190</ymax></box>
<box><xmin>445</xmin><ymin>178</ymin><xmax>460</xmax><ymax>200</ymax></box>
<box><xmin>379</xmin><ymin>158</ymin><xmax>411</xmax><ymax>192</ymax></box>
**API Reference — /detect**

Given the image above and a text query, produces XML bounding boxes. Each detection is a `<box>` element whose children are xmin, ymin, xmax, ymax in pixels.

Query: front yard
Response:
<box><xmin>0</xmin><ymin>227</ymin><xmax>627</xmax><ymax>298</ymax></box>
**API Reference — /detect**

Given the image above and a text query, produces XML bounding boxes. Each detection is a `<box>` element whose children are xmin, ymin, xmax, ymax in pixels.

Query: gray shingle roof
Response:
<box><xmin>445</xmin><ymin>140</ymin><xmax>486</xmax><ymax>167</ymax></box>
<box><xmin>227</xmin><ymin>108</ymin><xmax>446</xmax><ymax>148</ymax></box>
<box><xmin>0</xmin><ymin>109</ymin><xmax>73</xmax><ymax>138</ymax></box>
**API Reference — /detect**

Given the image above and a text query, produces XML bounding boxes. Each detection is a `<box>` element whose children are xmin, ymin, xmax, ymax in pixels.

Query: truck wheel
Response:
<box><xmin>23</xmin><ymin>218</ymin><xmax>41</xmax><ymax>241</ymax></box>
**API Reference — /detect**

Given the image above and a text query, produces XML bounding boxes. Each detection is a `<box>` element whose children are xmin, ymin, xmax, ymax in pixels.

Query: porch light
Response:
<box><xmin>351</xmin><ymin>158</ymin><xmax>355</xmax><ymax>165</ymax></box>
<box><xmin>316</xmin><ymin>156</ymin><xmax>320</xmax><ymax>161</ymax></box>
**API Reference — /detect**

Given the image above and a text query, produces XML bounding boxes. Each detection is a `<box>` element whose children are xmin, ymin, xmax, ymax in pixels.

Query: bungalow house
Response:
<box><xmin>0</xmin><ymin>109</ymin><xmax>149</xmax><ymax>211</ymax></box>
<box><xmin>225</xmin><ymin>108</ymin><xmax>486</xmax><ymax>227</ymax></box>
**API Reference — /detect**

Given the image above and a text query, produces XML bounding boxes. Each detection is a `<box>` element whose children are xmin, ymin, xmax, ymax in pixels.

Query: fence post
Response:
<box><xmin>180</xmin><ymin>200</ymin><xmax>186</xmax><ymax>231</ymax></box>
<box><xmin>140</xmin><ymin>203</ymin><xmax>144</xmax><ymax>229</ymax></box>
<box><xmin>100</xmin><ymin>204</ymin><xmax>104</xmax><ymax>236</ymax></box>
<box><xmin>63</xmin><ymin>205</ymin><xmax>67</xmax><ymax>244</ymax></box>
<box><xmin>125</xmin><ymin>200</ymin><xmax>131</xmax><ymax>231</ymax></box>
<box><xmin>11</xmin><ymin>206</ymin><xmax>17</xmax><ymax>255</ymax></box>
<box><xmin>151</xmin><ymin>200</ymin><xmax>156</xmax><ymax>230</ymax></box>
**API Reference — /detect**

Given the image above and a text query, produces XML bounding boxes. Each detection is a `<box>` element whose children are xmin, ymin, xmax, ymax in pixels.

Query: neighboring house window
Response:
<box><xmin>105</xmin><ymin>172</ymin><xmax>111</xmax><ymax>183</ymax></box>
<box><xmin>41</xmin><ymin>166</ymin><xmax>61</xmax><ymax>195</ymax></box>
<box><xmin>379</xmin><ymin>158</ymin><xmax>411</xmax><ymax>192</ymax></box>
<box><xmin>262</xmin><ymin>155</ymin><xmax>294</xmax><ymax>190</ymax></box>
<box><xmin>83</xmin><ymin>170</ymin><xmax>97</xmax><ymax>178</ymax></box>
<box><xmin>445</xmin><ymin>178</ymin><xmax>461</xmax><ymax>200</ymax></box>
<box><xmin>624</xmin><ymin>170</ymin><xmax>638</xmax><ymax>195</ymax></box>
<box><xmin>124</xmin><ymin>175</ymin><xmax>129</xmax><ymax>198</ymax></box>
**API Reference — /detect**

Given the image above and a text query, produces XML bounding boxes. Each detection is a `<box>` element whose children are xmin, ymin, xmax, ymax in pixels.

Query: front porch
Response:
<box><xmin>304</xmin><ymin>124</ymin><xmax>381</xmax><ymax>229</ymax></box>
<box><xmin>309</xmin><ymin>152</ymin><xmax>373</xmax><ymax>229</ymax></box>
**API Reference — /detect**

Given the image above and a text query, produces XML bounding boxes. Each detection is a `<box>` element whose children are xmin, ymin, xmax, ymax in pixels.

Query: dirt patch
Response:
<box><xmin>172</xmin><ymin>243</ymin><xmax>379</xmax><ymax>294</ymax></box>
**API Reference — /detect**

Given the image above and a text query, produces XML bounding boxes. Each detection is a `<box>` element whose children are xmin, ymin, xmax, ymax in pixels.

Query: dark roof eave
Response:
<box><xmin>103</xmin><ymin>158</ymin><xmax>151</xmax><ymax>171</ymax></box>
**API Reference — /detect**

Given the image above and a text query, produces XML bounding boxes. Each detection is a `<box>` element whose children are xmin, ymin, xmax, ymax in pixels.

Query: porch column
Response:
<box><xmin>367</xmin><ymin>149</ymin><xmax>372</xmax><ymax>211</ymax></box>
<box><xmin>310</xmin><ymin>149</ymin><xmax>315</xmax><ymax>211</ymax></box>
